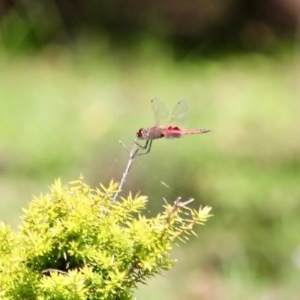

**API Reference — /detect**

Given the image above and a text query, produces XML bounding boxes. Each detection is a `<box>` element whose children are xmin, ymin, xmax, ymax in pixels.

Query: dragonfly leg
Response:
<box><xmin>134</xmin><ymin>139</ymin><xmax>149</xmax><ymax>149</ymax></box>
<box><xmin>135</xmin><ymin>139</ymin><xmax>152</xmax><ymax>156</ymax></box>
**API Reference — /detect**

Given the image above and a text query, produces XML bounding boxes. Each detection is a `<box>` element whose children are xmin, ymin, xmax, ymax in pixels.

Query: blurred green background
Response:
<box><xmin>1</xmin><ymin>1</ymin><xmax>300</xmax><ymax>299</ymax></box>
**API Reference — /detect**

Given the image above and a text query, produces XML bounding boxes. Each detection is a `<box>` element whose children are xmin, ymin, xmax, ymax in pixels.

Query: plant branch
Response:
<box><xmin>112</xmin><ymin>140</ymin><xmax>140</xmax><ymax>202</ymax></box>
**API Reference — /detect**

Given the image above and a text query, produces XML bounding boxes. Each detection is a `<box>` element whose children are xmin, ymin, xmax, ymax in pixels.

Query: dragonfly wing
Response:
<box><xmin>167</xmin><ymin>101</ymin><xmax>188</xmax><ymax>125</ymax></box>
<box><xmin>151</xmin><ymin>98</ymin><xmax>169</xmax><ymax>126</ymax></box>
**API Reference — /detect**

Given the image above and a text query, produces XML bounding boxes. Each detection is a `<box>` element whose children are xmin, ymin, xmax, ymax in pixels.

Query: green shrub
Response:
<box><xmin>0</xmin><ymin>176</ymin><xmax>211</xmax><ymax>299</ymax></box>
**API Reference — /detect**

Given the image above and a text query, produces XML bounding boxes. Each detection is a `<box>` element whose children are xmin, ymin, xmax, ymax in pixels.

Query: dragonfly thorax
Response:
<box><xmin>136</xmin><ymin>127</ymin><xmax>164</xmax><ymax>140</ymax></box>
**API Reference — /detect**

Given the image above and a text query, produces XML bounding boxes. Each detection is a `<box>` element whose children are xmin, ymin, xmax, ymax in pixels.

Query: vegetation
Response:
<box><xmin>0</xmin><ymin>177</ymin><xmax>211</xmax><ymax>299</ymax></box>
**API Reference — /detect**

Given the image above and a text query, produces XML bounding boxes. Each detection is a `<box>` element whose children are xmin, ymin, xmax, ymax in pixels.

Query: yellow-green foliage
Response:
<box><xmin>0</xmin><ymin>177</ymin><xmax>212</xmax><ymax>300</ymax></box>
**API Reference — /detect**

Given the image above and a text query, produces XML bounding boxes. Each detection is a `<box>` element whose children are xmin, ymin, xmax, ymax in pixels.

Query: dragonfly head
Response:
<box><xmin>136</xmin><ymin>128</ymin><xmax>147</xmax><ymax>139</ymax></box>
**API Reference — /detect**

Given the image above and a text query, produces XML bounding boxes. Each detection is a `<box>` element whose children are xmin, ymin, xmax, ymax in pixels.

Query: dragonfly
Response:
<box><xmin>135</xmin><ymin>99</ymin><xmax>210</xmax><ymax>155</ymax></box>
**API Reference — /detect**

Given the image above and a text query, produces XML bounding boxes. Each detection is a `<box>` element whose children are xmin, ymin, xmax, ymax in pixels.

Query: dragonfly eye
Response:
<box><xmin>136</xmin><ymin>128</ymin><xmax>144</xmax><ymax>138</ymax></box>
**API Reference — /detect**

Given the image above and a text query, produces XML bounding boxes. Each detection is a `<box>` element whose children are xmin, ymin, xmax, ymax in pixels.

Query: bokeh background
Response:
<box><xmin>1</xmin><ymin>1</ymin><xmax>300</xmax><ymax>299</ymax></box>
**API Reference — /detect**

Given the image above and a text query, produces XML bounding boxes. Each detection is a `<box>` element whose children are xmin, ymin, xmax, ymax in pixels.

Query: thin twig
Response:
<box><xmin>42</xmin><ymin>268</ymin><xmax>68</xmax><ymax>275</ymax></box>
<box><xmin>112</xmin><ymin>140</ymin><xmax>140</xmax><ymax>202</ymax></box>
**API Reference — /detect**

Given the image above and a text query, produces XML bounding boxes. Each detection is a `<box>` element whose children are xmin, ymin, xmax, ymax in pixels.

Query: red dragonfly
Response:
<box><xmin>136</xmin><ymin>99</ymin><xmax>210</xmax><ymax>155</ymax></box>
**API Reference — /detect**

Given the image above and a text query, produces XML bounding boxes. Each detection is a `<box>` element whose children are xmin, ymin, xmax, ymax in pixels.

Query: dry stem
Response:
<box><xmin>112</xmin><ymin>140</ymin><xmax>140</xmax><ymax>202</ymax></box>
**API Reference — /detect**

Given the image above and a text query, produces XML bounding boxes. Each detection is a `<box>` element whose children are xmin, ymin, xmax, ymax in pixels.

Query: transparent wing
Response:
<box><xmin>151</xmin><ymin>98</ymin><xmax>169</xmax><ymax>126</ymax></box>
<box><xmin>167</xmin><ymin>101</ymin><xmax>188</xmax><ymax>125</ymax></box>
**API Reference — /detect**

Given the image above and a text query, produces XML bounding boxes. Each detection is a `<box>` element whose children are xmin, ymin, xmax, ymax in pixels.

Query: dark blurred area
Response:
<box><xmin>0</xmin><ymin>0</ymin><xmax>299</xmax><ymax>56</ymax></box>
